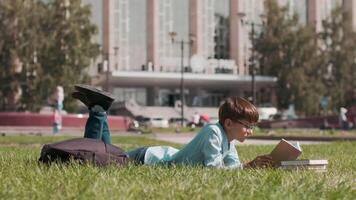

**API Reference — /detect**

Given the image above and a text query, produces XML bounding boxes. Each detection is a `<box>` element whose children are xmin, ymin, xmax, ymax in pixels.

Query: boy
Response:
<box><xmin>73</xmin><ymin>84</ymin><xmax>274</xmax><ymax>169</ymax></box>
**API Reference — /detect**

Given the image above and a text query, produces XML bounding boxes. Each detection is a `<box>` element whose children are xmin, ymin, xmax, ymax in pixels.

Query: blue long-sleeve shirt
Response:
<box><xmin>144</xmin><ymin>123</ymin><xmax>242</xmax><ymax>169</ymax></box>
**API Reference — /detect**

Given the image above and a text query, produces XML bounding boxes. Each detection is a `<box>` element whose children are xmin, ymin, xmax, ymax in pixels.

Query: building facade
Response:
<box><xmin>83</xmin><ymin>0</ymin><xmax>356</xmax><ymax>108</ymax></box>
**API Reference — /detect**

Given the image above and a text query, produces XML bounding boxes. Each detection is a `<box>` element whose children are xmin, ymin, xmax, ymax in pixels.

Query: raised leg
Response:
<box><xmin>84</xmin><ymin>110</ymin><xmax>112</xmax><ymax>144</ymax></box>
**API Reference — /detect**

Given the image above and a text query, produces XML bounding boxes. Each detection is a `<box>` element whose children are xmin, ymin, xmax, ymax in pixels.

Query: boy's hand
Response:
<box><xmin>243</xmin><ymin>154</ymin><xmax>276</xmax><ymax>169</ymax></box>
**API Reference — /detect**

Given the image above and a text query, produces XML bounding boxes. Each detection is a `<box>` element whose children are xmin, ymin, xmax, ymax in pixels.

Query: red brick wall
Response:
<box><xmin>0</xmin><ymin>112</ymin><xmax>130</xmax><ymax>131</ymax></box>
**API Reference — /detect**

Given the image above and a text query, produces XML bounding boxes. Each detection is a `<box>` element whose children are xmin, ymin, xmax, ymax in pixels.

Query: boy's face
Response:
<box><xmin>224</xmin><ymin>118</ymin><xmax>254</xmax><ymax>142</ymax></box>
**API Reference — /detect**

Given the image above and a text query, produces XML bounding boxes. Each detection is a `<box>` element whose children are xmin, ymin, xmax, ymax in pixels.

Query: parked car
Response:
<box><xmin>135</xmin><ymin>116</ymin><xmax>169</xmax><ymax>128</ymax></box>
<box><xmin>135</xmin><ymin>116</ymin><xmax>151</xmax><ymax>128</ymax></box>
<box><xmin>150</xmin><ymin>117</ymin><xmax>169</xmax><ymax>128</ymax></box>
<box><xmin>257</xmin><ymin>106</ymin><xmax>278</xmax><ymax>121</ymax></box>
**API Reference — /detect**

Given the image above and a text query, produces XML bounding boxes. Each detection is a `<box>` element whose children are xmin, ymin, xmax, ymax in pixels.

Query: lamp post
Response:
<box><xmin>169</xmin><ymin>32</ymin><xmax>195</xmax><ymax>127</ymax></box>
<box><xmin>238</xmin><ymin>12</ymin><xmax>266</xmax><ymax>105</ymax></box>
<box><xmin>104</xmin><ymin>51</ymin><xmax>110</xmax><ymax>92</ymax></box>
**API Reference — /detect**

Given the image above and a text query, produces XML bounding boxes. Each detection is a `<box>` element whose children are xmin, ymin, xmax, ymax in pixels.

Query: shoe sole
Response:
<box><xmin>72</xmin><ymin>91</ymin><xmax>90</xmax><ymax>107</ymax></box>
<box><xmin>74</xmin><ymin>84</ymin><xmax>115</xmax><ymax>102</ymax></box>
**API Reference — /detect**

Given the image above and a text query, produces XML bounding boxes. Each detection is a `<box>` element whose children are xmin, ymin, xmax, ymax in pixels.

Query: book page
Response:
<box><xmin>269</xmin><ymin>139</ymin><xmax>302</xmax><ymax>164</ymax></box>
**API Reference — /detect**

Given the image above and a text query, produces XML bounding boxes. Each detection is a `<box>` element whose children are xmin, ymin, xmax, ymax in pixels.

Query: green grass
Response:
<box><xmin>0</xmin><ymin>135</ymin><xmax>180</xmax><ymax>150</ymax></box>
<box><xmin>0</xmin><ymin>135</ymin><xmax>355</xmax><ymax>199</ymax></box>
<box><xmin>253</xmin><ymin>128</ymin><xmax>356</xmax><ymax>137</ymax></box>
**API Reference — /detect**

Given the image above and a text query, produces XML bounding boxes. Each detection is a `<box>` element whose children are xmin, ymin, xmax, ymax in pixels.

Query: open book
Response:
<box><xmin>269</xmin><ymin>139</ymin><xmax>302</xmax><ymax>164</ymax></box>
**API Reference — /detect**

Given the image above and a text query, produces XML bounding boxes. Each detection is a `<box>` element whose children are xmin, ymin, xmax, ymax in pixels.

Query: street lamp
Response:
<box><xmin>169</xmin><ymin>32</ymin><xmax>195</xmax><ymax>127</ymax></box>
<box><xmin>238</xmin><ymin>12</ymin><xmax>266</xmax><ymax>105</ymax></box>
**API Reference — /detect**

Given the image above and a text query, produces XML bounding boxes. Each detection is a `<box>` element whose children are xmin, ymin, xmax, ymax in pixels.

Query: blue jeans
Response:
<box><xmin>127</xmin><ymin>147</ymin><xmax>148</xmax><ymax>164</ymax></box>
<box><xmin>84</xmin><ymin>110</ymin><xmax>147</xmax><ymax>163</ymax></box>
<box><xmin>84</xmin><ymin>110</ymin><xmax>112</xmax><ymax>144</ymax></box>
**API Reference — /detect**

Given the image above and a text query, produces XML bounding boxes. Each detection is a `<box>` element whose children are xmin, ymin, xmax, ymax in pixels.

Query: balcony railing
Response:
<box><xmin>99</xmin><ymin>58</ymin><xmax>238</xmax><ymax>75</ymax></box>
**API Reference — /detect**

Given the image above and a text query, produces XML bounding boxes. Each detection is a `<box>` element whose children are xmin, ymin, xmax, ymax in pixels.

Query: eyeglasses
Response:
<box><xmin>235</xmin><ymin>119</ymin><xmax>255</xmax><ymax>130</ymax></box>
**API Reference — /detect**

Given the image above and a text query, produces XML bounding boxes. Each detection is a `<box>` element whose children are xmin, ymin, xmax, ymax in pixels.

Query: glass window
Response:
<box><xmin>81</xmin><ymin>0</ymin><xmax>103</xmax><ymax>45</ymax></box>
<box><xmin>320</xmin><ymin>0</ymin><xmax>342</xmax><ymax>20</ymax></box>
<box><xmin>113</xmin><ymin>87</ymin><xmax>147</xmax><ymax>106</ymax></box>
<box><xmin>287</xmin><ymin>0</ymin><xmax>307</xmax><ymax>25</ymax></box>
<box><xmin>240</xmin><ymin>0</ymin><xmax>264</xmax><ymax>72</ymax></box>
<box><xmin>128</xmin><ymin>0</ymin><xmax>147</xmax><ymax>70</ymax></box>
<box><xmin>214</xmin><ymin>0</ymin><xmax>229</xmax><ymax>59</ymax></box>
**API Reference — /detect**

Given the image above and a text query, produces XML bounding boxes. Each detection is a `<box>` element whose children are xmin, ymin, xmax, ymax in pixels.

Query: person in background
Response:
<box><xmin>190</xmin><ymin>112</ymin><xmax>200</xmax><ymax>128</ymax></box>
<box><xmin>339</xmin><ymin>107</ymin><xmax>349</xmax><ymax>130</ymax></box>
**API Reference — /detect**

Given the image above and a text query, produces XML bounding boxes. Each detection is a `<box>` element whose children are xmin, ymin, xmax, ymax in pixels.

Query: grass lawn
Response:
<box><xmin>0</xmin><ymin>135</ymin><xmax>355</xmax><ymax>200</ymax></box>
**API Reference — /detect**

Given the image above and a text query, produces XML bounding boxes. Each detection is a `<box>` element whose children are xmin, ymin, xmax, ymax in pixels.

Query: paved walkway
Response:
<box><xmin>150</xmin><ymin>133</ymin><xmax>328</xmax><ymax>145</ymax></box>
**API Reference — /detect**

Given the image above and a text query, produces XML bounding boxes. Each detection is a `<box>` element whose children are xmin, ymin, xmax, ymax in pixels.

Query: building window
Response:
<box><xmin>113</xmin><ymin>87</ymin><xmax>146</xmax><ymax>106</ymax></box>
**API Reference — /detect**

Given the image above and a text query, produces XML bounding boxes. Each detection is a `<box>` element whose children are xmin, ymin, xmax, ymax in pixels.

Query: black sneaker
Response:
<box><xmin>73</xmin><ymin>84</ymin><xmax>115</xmax><ymax>110</ymax></box>
<box><xmin>72</xmin><ymin>91</ymin><xmax>90</xmax><ymax>108</ymax></box>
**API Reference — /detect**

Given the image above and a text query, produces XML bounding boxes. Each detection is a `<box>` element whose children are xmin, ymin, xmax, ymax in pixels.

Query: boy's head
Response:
<box><xmin>219</xmin><ymin>97</ymin><xmax>259</xmax><ymax>142</ymax></box>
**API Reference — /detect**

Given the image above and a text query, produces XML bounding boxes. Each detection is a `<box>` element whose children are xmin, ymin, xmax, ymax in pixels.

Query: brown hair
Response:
<box><xmin>218</xmin><ymin>96</ymin><xmax>259</xmax><ymax>125</ymax></box>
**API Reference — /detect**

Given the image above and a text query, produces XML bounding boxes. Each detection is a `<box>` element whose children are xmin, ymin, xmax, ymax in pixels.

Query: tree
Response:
<box><xmin>38</xmin><ymin>0</ymin><xmax>100</xmax><ymax>112</ymax></box>
<box><xmin>0</xmin><ymin>0</ymin><xmax>46</xmax><ymax>111</ymax></box>
<box><xmin>253</xmin><ymin>0</ymin><xmax>325</xmax><ymax>116</ymax></box>
<box><xmin>18</xmin><ymin>1</ymin><xmax>48</xmax><ymax>111</ymax></box>
<box><xmin>319</xmin><ymin>7</ymin><xmax>356</xmax><ymax>111</ymax></box>
<box><xmin>0</xmin><ymin>0</ymin><xmax>99</xmax><ymax>112</ymax></box>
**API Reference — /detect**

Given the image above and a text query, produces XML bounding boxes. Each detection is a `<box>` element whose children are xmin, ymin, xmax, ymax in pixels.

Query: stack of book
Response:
<box><xmin>268</xmin><ymin>139</ymin><xmax>328</xmax><ymax>172</ymax></box>
<box><xmin>280</xmin><ymin>160</ymin><xmax>328</xmax><ymax>172</ymax></box>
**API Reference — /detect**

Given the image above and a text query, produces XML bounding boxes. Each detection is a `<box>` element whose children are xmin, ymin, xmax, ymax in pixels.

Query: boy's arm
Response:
<box><xmin>202</xmin><ymin>132</ymin><xmax>224</xmax><ymax>168</ymax></box>
<box><xmin>224</xmin><ymin>144</ymin><xmax>242</xmax><ymax>169</ymax></box>
<box><xmin>223</xmin><ymin>145</ymin><xmax>242</xmax><ymax>169</ymax></box>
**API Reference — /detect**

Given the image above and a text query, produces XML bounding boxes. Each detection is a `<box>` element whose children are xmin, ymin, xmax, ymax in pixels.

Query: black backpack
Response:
<box><xmin>39</xmin><ymin>138</ymin><xmax>130</xmax><ymax>166</ymax></box>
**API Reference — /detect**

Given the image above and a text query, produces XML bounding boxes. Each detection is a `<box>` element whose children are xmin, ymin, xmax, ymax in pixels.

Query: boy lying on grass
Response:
<box><xmin>73</xmin><ymin>85</ymin><xmax>275</xmax><ymax>169</ymax></box>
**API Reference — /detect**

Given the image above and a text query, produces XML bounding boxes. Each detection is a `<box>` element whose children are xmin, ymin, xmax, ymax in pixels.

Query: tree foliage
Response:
<box><xmin>319</xmin><ymin>7</ymin><xmax>356</xmax><ymax>111</ymax></box>
<box><xmin>254</xmin><ymin>0</ymin><xmax>325</xmax><ymax>116</ymax></box>
<box><xmin>0</xmin><ymin>0</ymin><xmax>44</xmax><ymax>111</ymax></box>
<box><xmin>253</xmin><ymin>0</ymin><xmax>356</xmax><ymax>116</ymax></box>
<box><xmin>0</xmin><ymin>0</ymin><xmax>99</xmax><ymax>112</ymax></box>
